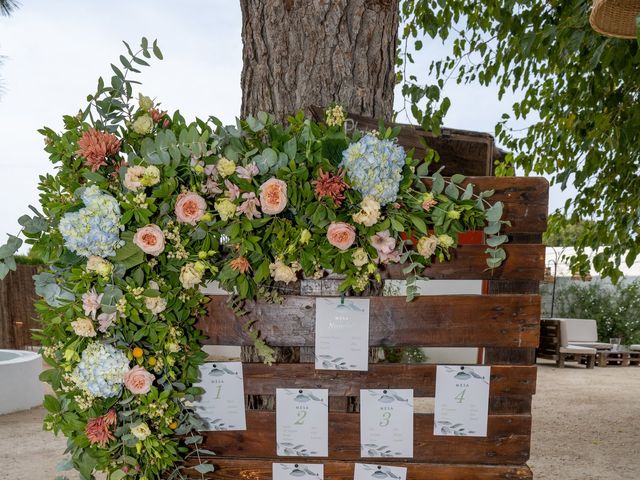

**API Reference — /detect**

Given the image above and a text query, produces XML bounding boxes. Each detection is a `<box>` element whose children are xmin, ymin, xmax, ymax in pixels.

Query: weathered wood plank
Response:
<box><xmin>382</xmin><ymin>244</ymin><xmax>545</xmax><ymax>281</ymax></box>
<box><xmin>200</xmin><ymin>411</ymin><xmax>531</xmax><ymax>464</ymax></box>
<box><xmin>238</xmin><ymin>363</ymin><xmax>537</xmax><ymax>397</ymax></box>
<box><xmin>200</xmin><ymin>294</ymin><xmax>540</xmax><ymax>348</ymax></box>
<box><xmin>421</xmin><ymin>177</ymin><xmax>549</xmax><ymax>234</ymax></box>
<box><xmin>185</xmin><ymin>458</ymin><xmax>533</xmax><ymax>479</ymax></box>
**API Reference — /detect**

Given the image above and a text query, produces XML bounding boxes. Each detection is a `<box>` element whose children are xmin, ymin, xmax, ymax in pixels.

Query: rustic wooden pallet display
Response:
<box><xmin>191</xmin><ymin>176</ymin><xmax>548</xmax><ymax>479</ymax></box>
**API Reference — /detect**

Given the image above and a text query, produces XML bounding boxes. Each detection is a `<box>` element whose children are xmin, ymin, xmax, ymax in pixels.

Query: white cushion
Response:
<box><xmin>630</xmin><ymin>345</ymin><xmax>640</xmax><ymax>352</ymax></box>
<box><xmin>559</xmin><ymin>345</ymin><xmax>597</xmax><ymax>355</ymax></box>
<box><xmin>570</xmin><ymin>341</ymin><xmax>612</xmax><ymax>350</ymax></box>
<box><xmin>554</xmin><ymin>318</ymin><xmax>599</xmax><ymax>343</ymax></box>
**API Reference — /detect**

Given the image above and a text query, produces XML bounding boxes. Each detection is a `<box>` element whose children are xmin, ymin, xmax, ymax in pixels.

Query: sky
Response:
<box><xmin>0</xmin><ymin>0</ymin><xmax>574</xmax><ymax>248</ymax></box>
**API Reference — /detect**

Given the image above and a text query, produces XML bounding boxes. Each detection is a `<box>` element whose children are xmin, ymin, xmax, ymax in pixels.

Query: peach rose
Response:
<box><xmin>326</xmin><ymin>222</ymin><xmax>356</xmax><ymax>250</ymax></box>
<box><xmin>175</xmin><ymin>192</ymin><xmax>207</xmax><ymax>225</ymax></box>
<box><xmin>133</xmin><ymin>224</ymin><xmax>165</xmax><ymax>256</ymax></box>
<box><xmin>124</xmin><ymin>365</ymin><xmax>155</xmax><ymax>395</ymax></box>
<box><xmin>259</xmin><ymin>178</ymin><xmax>288</xmax><ymax>215</ymax></box>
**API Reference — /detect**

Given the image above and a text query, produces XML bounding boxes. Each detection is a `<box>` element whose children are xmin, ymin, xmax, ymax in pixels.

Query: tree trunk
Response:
<box><xmin>240</xmin><ymin>0</ymin><xmax>400</xmax><ymax>124</ymax></box>
<box><xmin>240</xmin><ymin>0</ymin><xmax>400</xmax><ymax>411</ymax></box>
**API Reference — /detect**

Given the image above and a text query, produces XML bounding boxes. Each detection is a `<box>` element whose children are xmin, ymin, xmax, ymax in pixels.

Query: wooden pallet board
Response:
<box><xmin>185</xmin><ymin>458</ymin><xmax>533</xmax><ymax>479</ymax></box>
<box><xmin>200</xmin><ymin>294</ymin><xmax>541</xmax><ymax>348</ymax></box>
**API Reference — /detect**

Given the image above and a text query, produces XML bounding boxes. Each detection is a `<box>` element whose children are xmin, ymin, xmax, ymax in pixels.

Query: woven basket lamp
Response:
<box><xmin>590</xmin><ymin>0</ymin><xmax>640</xmax><ymax>39</ymax></box>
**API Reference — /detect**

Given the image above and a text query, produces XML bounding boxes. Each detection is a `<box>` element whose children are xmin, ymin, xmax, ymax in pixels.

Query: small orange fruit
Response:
<box><xmin>132</xmin><ymin>347</ymin><xmax>144</xmax><ymax>359</ymax></box>
<box><xmin>169</xmin><ymin>421</ymin><xmax>178</xmax><ymax>429</ymax></box>
<box><xmin>147</xmin><ymin>356</ymin><xmax>157</xmax><ymax>366</ymax></box>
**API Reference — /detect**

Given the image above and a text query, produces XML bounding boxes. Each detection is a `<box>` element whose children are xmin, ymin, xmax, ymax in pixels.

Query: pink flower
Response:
<box><xmin>237</xmin><ymin>192</ymin><xmax>261</xmax><ymax>219</ymax></box>
<box><xmin>97</xmin><ymin>312</ymin><xmax>117</xmax><ymax>333</ymax></box>
<box><xmin>259</xmin><ymin>178</ymin><xmax>288</xmax><ymax>215</ymax></box>
<box><xmin>204</xmin><ymin>164</ymin><xmax>219</xmax><ymax>178</ymax></box>
<box><xmin>236</xmin><ymin>162</ymin><xmax>259</xmax><ymax>180</ymax></box>
<box><xmin>203</xmin><ymin>178</ymin><xmax>223</xmax><ymax>196</ymax></box>
<box><xmin>82</xmin><ymin>288</ymin><xmax>103</xmax><ymax>319</ymax></box>
<box><xmin>224</xmin><ymin>179</ymin><xmax>241</xmax><ymax>201</ymax></box>
<box><xmin>124</xmin><ymin>365</ymin><xmax>155</xmax><ymax>395</ymax></box>
<box><xmin>175</xmin><ymin>192</ymin><xmax>207</xmax><ymax>225</ymax></box>
<box><xmin>133</xmin><ymin>224</ymin><xmax>165</xmax><ymax>256</ymax></box>
<box><xmin>76</xmin><ymin>128</ymin><xmax>121</xmax><ymax>172</ymax></box>
<box><xmin>326</xmin><ymin>222</ymin><xmax>356</xmax><ymax>250</ymax></box>
<box><xmin>370</xmin><ymin>230</ymin><xmax>401</xmax><ymax>264</ymax></box>
<box><xmin>85</xmin><ymin>409</ymin><xmax>116</xmax><ymax>447</ymax></box>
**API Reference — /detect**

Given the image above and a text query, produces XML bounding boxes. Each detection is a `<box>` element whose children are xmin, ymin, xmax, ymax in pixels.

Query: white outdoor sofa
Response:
<box><xmin>539</xmin><ymin>318</ymin><xmax>600</xmax><ymax>368</ymax></box>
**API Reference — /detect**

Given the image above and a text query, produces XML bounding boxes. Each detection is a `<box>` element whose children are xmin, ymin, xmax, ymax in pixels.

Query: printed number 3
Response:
<box><xmin>454</xmin><ymin>389</ymin><xmax>466</xmax><ymax>404</ymax></box>
<box><xmin>294</xmin><ymin>410</ymin><xmax>307</xmax><ymax>425</ymax></box>
<box><xmin>379</xmin><ymin>411</ymin><xmax>391</xmax><ymax>427</ymax></box>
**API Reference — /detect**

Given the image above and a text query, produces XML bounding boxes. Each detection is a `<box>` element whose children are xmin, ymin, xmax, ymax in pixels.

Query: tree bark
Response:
<box><xmin>240</xmin><ymin>0</ymin><xmax>400</xmax><ymax>411</ymax></box>
<box><xmin>240</xmin><ymin>0</ymin><xmax>400</xmax><ymax>124</ymax></box>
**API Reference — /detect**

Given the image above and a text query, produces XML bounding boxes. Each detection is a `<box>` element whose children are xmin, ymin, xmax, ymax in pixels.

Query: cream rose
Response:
<box><xmin>86</xmin><ymin>256</ymin><xmax>113</xmax><ymax>277</ymax></box>
<box><xmin>175</xmin><ymin>192</ymin><xmax>207</xmax><ymax>225</ymax></box>
<box><xmin>132</xmin><ymin>114</ymin><xmax>153</xmax><ymax>135</ymax></box>
<box><xmin>138</xmin><ymin>93</ymin><xmax>153</xmax><ymax>111</ymax></box>
<box><xmin>352</xmin><ymin>248</ymin><xmax>369</xmax><ymax>267</ymax></box>
<box><xmin>269</xmin><ymin>260</ymin><xmax>299</xmax><ymax>284</ymax></box>
<box><xmin>180</xmin><ymin>263</ymin><xmax>203</xmax><ymax>289</ymax></box>
<box><xmin>141</xmin><ymin>166</ymin><xmax>160</xmax><ymax>187</ymax></box>
<box><xmin>144</xmin><ymin>296</ymin><xmax>167</xmax><ymax>314</ymax></box>
<box><xmin>130</xmin><ymin>422</ymin><xmax>151</xmax><ymax>441</ymax></box>
<box><xmin>259</xmin><ymin>178</ymin><xmax>288</xmax><ymax>215</ymax></box>
<box><xmin>133</xmin><ymin>224</ymin><xmax>165</xmax><ymax>256</ymax></box>
<box><xmin>124</xmin><ymin>365</ymin><xmax>155</xmax><ymax>395</ymax></box>
<box><xmin>216</xmin><ymin>157</ymin><xmax>236</xmax><ymax>177</ymax></box>
<box><xmin>437</xmin><ymin>234</ymin><xmax>455</xmax><ymax>249</ymax></box>
<box><xmin>352</xmin><ymin>196</ymin><xmax>381</xmax><ymax>227</ymax></box>
<box><xmin>417</xmin><ymin>235</ymin><xmax>438</xmax><ymax>257</ymax></box>
<box><xmin>326</xmin><ymin>222</ymin><xmax>356</xmax><ymax>250</ymax></box>
<box><xmin>214</xmin><ymin>198</ymin><xmax>237</xmax><ymax>221</ymax></box>
<box><xmin>71</xmin><ymin>318</ymin><xmax>96</xmax><ymax>337</ymax></box>
<box><xmin>124</xmin><ymin>165</ymin><xmax>146</xmax><ymax>191</ymax></box>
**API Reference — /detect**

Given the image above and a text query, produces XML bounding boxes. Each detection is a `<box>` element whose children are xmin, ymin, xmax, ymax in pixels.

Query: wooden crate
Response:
<box><xmin>192</xmin><ymin>176</ymin><xmax>548</xmax><ymax>479</ymax></box>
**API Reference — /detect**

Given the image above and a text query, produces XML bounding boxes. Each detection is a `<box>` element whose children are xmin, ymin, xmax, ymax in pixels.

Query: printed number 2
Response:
<box><xmin>379</xmin><ymin>411</ymin><xmax>391</xmax><ymax>427</ymax></box>
<box><xmin>454</xmin><ymin>389</ymin><xmax>466</xmax><ymax>404</ymax></box>
<box><xmin>214</xmin><ymin>385</ymin><xmax>222</xmax><ymax>400</ymax></box>
<box><xmin>294</xmin><ymin>411</ymin><xmax>307</xmax><ymax>425</ymax></box>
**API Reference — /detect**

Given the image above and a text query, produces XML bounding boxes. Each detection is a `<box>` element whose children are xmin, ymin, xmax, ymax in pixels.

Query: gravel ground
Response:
<box><xmin>1</xmin><ymin>360</ymin><xmax>639</xmax><ymax>479</ymax></box>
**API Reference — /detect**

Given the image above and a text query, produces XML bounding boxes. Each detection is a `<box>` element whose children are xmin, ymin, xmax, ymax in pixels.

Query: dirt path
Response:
<box><xmin>1</xmin><ymin>360</ymin><xmax>639</xmax><ymax>479</ymax></box>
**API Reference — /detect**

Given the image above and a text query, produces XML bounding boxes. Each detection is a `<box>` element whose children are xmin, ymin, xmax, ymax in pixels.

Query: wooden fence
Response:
<box><xmin>0</xmin><ymin>264</ymin><xmax>40</xmax><ymax>349</ymax></box>
<box><xmin>190</xmin><ymin>175</ymin><xmax>548</xmax><ymax>479</ymax></box>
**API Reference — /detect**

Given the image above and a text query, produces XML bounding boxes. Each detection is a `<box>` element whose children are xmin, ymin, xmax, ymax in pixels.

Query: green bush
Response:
<box><xmin>555</xmin><ymin>281</ymin><xmax>640</xmax><ymax>344</ymax></box>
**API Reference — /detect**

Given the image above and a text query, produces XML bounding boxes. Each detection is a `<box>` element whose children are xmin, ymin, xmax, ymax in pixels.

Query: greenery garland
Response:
<box><xmin>0</xmin><ymin>39</ymin><xmax>508</xmax><ymax>480</ymax></box>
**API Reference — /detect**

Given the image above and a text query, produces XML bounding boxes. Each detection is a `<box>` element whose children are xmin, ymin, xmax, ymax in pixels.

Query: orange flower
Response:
<box><xmin>85</xmin><ymin>409</ymin><xmax>117</xmax><ymax>447</ymax></box>
<box><xmin>76</xmin><ymin>128</ymin><xmax>121</xmax><ymax>172</ymax></box>
<box><xmin>229</xmin><ymin>256</ymin><xmax>251</xmax><ymax>274</ymax></box>
<box><xmin>313</xmin><ymin>168</ymin><xmax>348</xmax><ymax>206</ymax></box>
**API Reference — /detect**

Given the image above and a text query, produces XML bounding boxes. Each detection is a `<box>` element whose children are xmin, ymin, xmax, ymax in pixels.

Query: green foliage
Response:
<box><xmin>543</xmin><ymin>212</ymin><xmax>596</xmax><ymax>247</ymax></box>
<box><xmin>400</xmin><ymin>0</ymin><xmax>640</xmax><ymax>283</ymax></box>
<box><xmin>555</xmin><ymin>280</ymin><xmax>640</xmax><ymax>344</ymax></box>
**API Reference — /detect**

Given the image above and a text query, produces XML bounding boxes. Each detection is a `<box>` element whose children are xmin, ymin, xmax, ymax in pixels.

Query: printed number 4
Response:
<box><xmin>379</xmin><ymin>411</ymin><xmax>391</xmax><ymax>427</ymax></box>
<box><xmin>294</xmin><ymin>411</ymin><xmax>307</xmax><ymax>425</ymax></box>
<box><xmin>454</xmin><ymin>389</ymin><xmax>466</xmax><ymax>404</ymax></box>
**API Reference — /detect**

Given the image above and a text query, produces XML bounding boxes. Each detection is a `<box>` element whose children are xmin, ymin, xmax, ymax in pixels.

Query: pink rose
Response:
<box><xmin>175</xmin><ymin>192</ymin><xmax>207</xmax><ymax>224</ymax></box>
<box><xmin>327</xmin><ymin>222</ymin><xmax>356</xmax><ymax>250</ymax></box>
<box><xmin>259</xmin><ymin>178</ymin><xmax>288</xmax><ymax>215</ymax></box>
<box><xmin>124</xmin><ymin>365</ymin><xmax>155</xmax><ymax>395</ymax></box>
<box><xmin>133</xmin><ymin>224</ymin><xmax>165</xmax><ymax>256</ymax></box>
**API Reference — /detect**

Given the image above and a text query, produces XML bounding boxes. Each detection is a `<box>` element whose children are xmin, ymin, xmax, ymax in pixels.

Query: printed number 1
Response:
<box><xmin>454</xmin><ymin>389</ymin><xmax>466</xmax><ymax>404</ymax></box>
<box><xmin>294</xmin><ymin>411</ymin><xmax>307</xmax><ymax>425</ymax></box>
<box><xmin>379</xmin><ymin>411</ymin><xmax>391</xmax><ymax>427</ymax></box>
<box><xmin>214</xmin><ymin>385</ymin><xmax>222</xmax><ymax>400</ymax></box>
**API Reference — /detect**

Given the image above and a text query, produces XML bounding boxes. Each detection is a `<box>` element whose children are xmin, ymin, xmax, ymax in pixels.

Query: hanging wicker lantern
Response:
<box><xmin>590</xmin><ymin>0</ymin><xmax>640</xmax><ymax>39</ymax></box>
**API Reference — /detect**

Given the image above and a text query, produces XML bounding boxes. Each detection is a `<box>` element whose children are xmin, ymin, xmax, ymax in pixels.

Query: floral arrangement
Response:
<box><xmin>0</xmin><ymin>39</ymin><xmax>508</xmax><ymax>480</ymax></box>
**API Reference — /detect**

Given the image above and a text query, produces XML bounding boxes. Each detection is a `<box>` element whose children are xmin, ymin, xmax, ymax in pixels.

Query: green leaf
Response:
<box><xmin>390</xmin><ymin>217</ymin><xmax>405</xmax><ymax>232</ymax></box>
<box><xmin>461</xmin><ymin>183</ymin><xmax>474</xmax><ymax>200</ymax></box>
<box><xmin>409</xmin><ymin>215</ymin><xmax>427</xmax><ymax>234</ymax></box>
<box><xmin>284</xmin><ymin>138</ymin><xmax>297</xmax><ymax>160</ymax></box>
<box><xmin>152</xmin><ymin>39</ymin><xmax>163</xmax><ymax>59</ymax></box>
<box><xmin>431</xmin><ymin>172</ymin><xmax>445</xmax><ymax>195</ymax></box>
<box><xmin>486</xmin><ymin>234</ymin><xmax>508</xmax><ymax>247</ymax></box>
<box><xmin>451</xmin><ymin>173</ymin><xmax>465</xmax><ymax>184</ymax></box>
<box><xmin>485</xmin><ymin>202</ymin><xmax>503</xmax><ymax>222</ymax></box>
<box><xmin>194</xmin><ymin>463</ymin><xmax>216</xmax><ymax>474</ymax></box>
<box><xmin>113</xmin><ymin>232</ymin><xmax>144</xmax><ymax>270</ymax></box>
<box><xmin>43</xmin><ymin>394</ymin><xmax>60</xmax><ymax>413</ymax></box>
<box><xmin>445</xmin><ymin>182</ymin><xmax>459</xmax><ymax>200</ymax></box>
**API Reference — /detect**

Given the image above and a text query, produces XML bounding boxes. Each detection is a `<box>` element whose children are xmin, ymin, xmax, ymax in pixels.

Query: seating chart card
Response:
<box><xmin>276</xmin><ymin>388</ymin><xmax>329</xmax><ymax>457</ymax></box>
<box><xmin>315</xmin><ymin>297</ymin><xmax>370</xmax><ymax>371</ymax></box>
<box><xmin>434</xmin><ymin>365</ymin><xmax>491</xmax><ymax>437</ymax></box>
<box><xmin>273</xmin><ymin>463</ymin><xmax>324</xmax><ymax>479</ymax></box>
<box><xmin>354</xmin><ymin>463</ymin><xmax>407</xmax><ymax>480</ymax></box>
<box><xmin>360</xmin><ymin>389</ymin><xmax>414</xmax><ymax>458</ymax></box>
<box><xmin>194</xmin><ymin>362</ymin><xmax>246</xmax><ymax>431</ymax></box>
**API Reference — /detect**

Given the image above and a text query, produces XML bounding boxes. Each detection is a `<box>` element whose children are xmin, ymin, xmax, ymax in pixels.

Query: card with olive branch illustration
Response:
<box><xmin>276</xmin><ymin>388</ymin><xmax>329</xmax><ymax>457</ymax></box>
<box><xmin>360</xmin><ymin>389</ymin><xmax>414</xmax><ymax>458</ymax></box>
<box><xmin>272</xmin><ymin>463</ymin><xmax>324</xmax><ymax>479</ymax></box>
<box><xmin>315</xmin><ymin>297</ymin><xmax>370</xmax><ymax>371</ymax></box>
<box><xmin>354</xmin><ymin>463</ymin><xmax>407</xmax><ymax>479</ymax></box>
<box><xmin>434</xmin><ymin>365</ymin><xmax>491</xmax><ymax>437</ymax></box>
<box><xmin>194</xmin><ymin>362</ymin><xmax>246</xmax><ymax>431</ymax></box>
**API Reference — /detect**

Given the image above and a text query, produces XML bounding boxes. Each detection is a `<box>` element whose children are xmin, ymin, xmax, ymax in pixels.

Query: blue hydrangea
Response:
<box><xmin>59</xmin><ymin>185</ymin><xmax>122</xmax><ymax>257</ymax></box>
<box><xmin>340</xmin><ymin>134</ymin><xmax>406</xmax><ymax>205</ymax></box>
<box><xmin>71</xmin><ymin>342</ymin><xmax>130</xmax><ymax>398</ymax></box>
